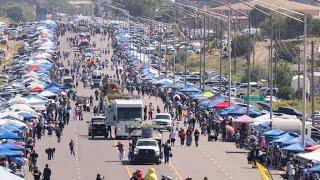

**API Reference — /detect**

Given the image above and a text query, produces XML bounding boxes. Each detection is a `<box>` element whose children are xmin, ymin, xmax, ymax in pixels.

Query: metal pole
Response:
<box><xmin>199</xmin><ymin>19</ymin><xmax>202</xmax><ymax>90</ymax></box>
<box><xmin>311</xmin><ymin>41</ymin><xmax>315</xmax><ymax>126</ymax></box>
<box><xmin>247</xmin><ymin>15</ymin><xmax>251</xmax><ymax>115</ymax></box>
<box><xmin>219</xmin><ymin>21</ymin><xmax>223</xmax><ymax>95</ymax></box>
<box><xmin>270</xmin><ymin>14</ymin><xmax>273</xmax><ymax>119</ymax></box>
<box><xmin>203</xmin><ymin>16</ymin><xmax>206</xmax><ymax>91</ymax></box>
<box><xmin>165</xmin><ymin>28</ymin><xmax>168</xmax><ymax>77</ymax></box>
<box><xmin>228</xmin><ymin>12</ymin><xmax>231</xmax><ymax>106</ymax></box>
<box><xmin>301</xmin><ymin>14</ymin><xmax>307</xmax><ymax>147</ymax></box>
<box><xmin>158</xmin><ymin>30</ymin><xmax>161</xmax><ymax>76</ymax></box>
<box><xmin>173</xmin><ymin>28</ymin><xmax>176</xmax><ymax>84</ymax></box>
<box><xmin>184</xmin><ymin>27</ymin><xmax>187</xmax><ymax>88</ymax></box>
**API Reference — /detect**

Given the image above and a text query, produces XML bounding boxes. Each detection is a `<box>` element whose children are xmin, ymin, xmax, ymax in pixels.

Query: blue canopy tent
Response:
<box><xmin>16</xmin><ymin>111</ymin><xmax>38</xmax><ymax>119</ymax></box>
<box><xmin>179</xmin><ymin>87</ymin><xmax>201</xmax><ymax>96</ymax></box>
<box><xmin>12</xmin><ymin>157</ymin><xmax>25</xmax><ymax>166</ymax></box>
<box><xmin>0</xmin><ymin>128</ymin><xmax>22</xmax><ymax>139</ymax></box>
<box><xmin>282</xmin><ymin>137</ymin><xmax>316</xmax><ymax>147</ymax></box>
<box><xmin>308</xmin><ymin>164</ymin><xmax>320</xmax><ymax>172</ymax></box>
<box><xmin>0</xmin><ymin>149</ymin><xmax>23</xmax><ymax>158</ymax></box>
<box><xmin>282</xmin><ymin>143</ymin><xmax>305</xmax><ymax>153</ymax></box>
<box><xmin>220</xmin><ymin>105</ymin><xmax>261</xmax><ymax>118</ymax></box>
<box><xmin>263</xmin><ymin>129</ymin><xmax>285</xmax><ymax>143</ymax></box>
<box><xmin>272</xmin><ymin>132</ymin><xmax>300</xmax><ymax>145</ymax></box>
<box><xmin>0</xmin><ymin>143</ymin><xmax>24</xmax><ymax>151</ymax></box>
<box><xmin>190</xmin><ymin>94</ymin><xmax>207</xmax><ymax>100</ymax></box>
<box><xmin>0</xmin><ymin>124</ymin><xmax>21</xmax><ymax>133</ymax></box>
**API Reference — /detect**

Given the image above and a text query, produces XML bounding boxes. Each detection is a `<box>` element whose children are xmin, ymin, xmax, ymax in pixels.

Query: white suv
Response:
<box><xmin>133</xmin><ymin>138</ymin><xmax>161</xmax><ymax>164</ymax></box>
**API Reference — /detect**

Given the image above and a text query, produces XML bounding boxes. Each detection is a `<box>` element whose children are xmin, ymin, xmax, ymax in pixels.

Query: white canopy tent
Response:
<box><xmin>0</xmin><ymin>167</ymin><xmax>23</xmax><ymax>180</ymax></box>
<box><xmin>295</xmin><ymin>151</ymin><xmax>320</xmax><ymax>162</ymax></box>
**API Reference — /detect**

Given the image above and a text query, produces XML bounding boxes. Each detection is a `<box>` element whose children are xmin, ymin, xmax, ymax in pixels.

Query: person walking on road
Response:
<box><xmin>186</xmin><ymin>128</ymin><xmax>193</xmax><ymax>146</ymax></box>
<box><xmin>148</xmin><ymin>103</ymin><xmax>154</xmax><ymax>120</ymax></box>
<box><xmin>144</xmin><ymin>168</ymin><xmax>157</xmax><ymax>180</ymax></box>
<box><xmin>179</xmin><ymin>128</ymin><xmax>186</xmax><ymax>146</ymax></box>
<box><xmin>194</xmin><ymin>129</ymin><xmax>200</xmax><ymax>147</ymax></box>
<box><xmin>95</xmin><ymin>89</ymin><xmax>99</xmax><ymax>101</ymax></box>
<box><xmin>45</xmin><ymin>147</ymin><xmax>55</xmax><ymax>160</ymax></box>
<box><xmin>113</xmin><ymin>142</ymin><xmax>125</xmax><ymax>161</ymax></box>
<box><xmin>169</xmin><ymin>130</ymin><xmax>176</xmax><ymax>146</ymax></box>
<box><xmin>69</xmin><ymin>139</ymin><xmax>75</xmax><ymax>156</ymax></box>
<box><xmin>96</xmin><ymin>173</ymin><xmax>104</xmax><ymax>180</ymax></box>
<box><xmin>33</xmin><ymin>167</ymin><xmax>41</xmax><ymax>180</ymax></box>
<box><xmin>42</xmin><ymin>164</ymin><xmax>51</xmax><ymax>180</ymax></box>
<box><xmin>162</xmin><ymin>140</ymin><xmax>172</xmax><ymax>164</ymax></box>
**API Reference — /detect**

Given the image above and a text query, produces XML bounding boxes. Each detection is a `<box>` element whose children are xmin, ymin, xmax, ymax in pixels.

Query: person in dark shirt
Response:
<box><xmin>43</xmin><ymin>164</ymin><xmax>51</xmax><ymax>180</ymax></box>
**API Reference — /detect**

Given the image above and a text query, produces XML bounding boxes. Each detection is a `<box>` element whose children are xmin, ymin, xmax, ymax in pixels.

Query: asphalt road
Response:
<box><xmin>25</xmin><ymin>31</ymin><xmax>262</xmax><ymax>180</ymax></box>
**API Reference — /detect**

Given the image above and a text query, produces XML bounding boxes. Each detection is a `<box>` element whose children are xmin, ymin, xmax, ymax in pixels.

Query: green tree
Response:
<box><xmin>5</xmin><ymin>4</ymin><xmax>24</xmax><ymax>22</ymax></box>
<box><xmin>275</xmin><ymin>61</ymin><xmax>294</xmax><ymax>99</ymax></box>
<box><xmin>274</xmin><ymin>41</ymin><xmax>300</xmax><ymax>63</ymax></box>
<box><xmin>231</xmin><ymin>35</ymin><xmax>254</xmax><ymax>57</ymax></box>
<box><xmin>117</xmin><ymin>0</ymin><xmax>163</xmax><ymax>17</ymax></box>
<box><xmin>241</xmin><ymin>65</ymin><xmax>267</xmax><ymax>83</ymax></box>
<box><xmin>249</xmin><ymin>5</ymin><xmax>270</xmax><ymax>27</ymax></box>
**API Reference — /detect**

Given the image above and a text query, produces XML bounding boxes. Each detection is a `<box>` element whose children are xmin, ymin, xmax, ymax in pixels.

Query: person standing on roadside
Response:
<box><xmin>194</xmin><ymin>129</ymin><xmax>200</xmax><ymax>147</ymax></box>
<box><xmin>42</xmin><ymin>164</ymin><xmax>51</xmax><ymax>180</ymax></box>
<box><xmin>69</xmin><ymin>139</ymin><xmax>75</xmax><ymax>156</ymax></box>
<box><xmin>162</xmin><ymin>140</ymin><xmax>172</xmax><ymax>164</ymax></box>
<box><xmin>179</xmin><ymin>128</ymin><xmax>186</xmax><ymax>146</ymax></box>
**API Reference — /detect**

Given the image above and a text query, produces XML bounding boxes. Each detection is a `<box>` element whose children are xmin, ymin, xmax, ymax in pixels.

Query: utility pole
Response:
<box><xmin>219</xmin><ymin>20</ymin><xmax>223</xmax><ymax>95</ymax></box>
<box><xmin>203</xmin><ymin>16</ymin><xmax>206</xmax><ymax>90</ymax></box>
<box><xmin>311</xmin><ymin>41</ymin><xmax>315</xmax><ymax>126</ymax></box>
<box><xmin>165</xmin><ymin>28</ymin><xmax>168</xmax><ymax>77</ymax></box>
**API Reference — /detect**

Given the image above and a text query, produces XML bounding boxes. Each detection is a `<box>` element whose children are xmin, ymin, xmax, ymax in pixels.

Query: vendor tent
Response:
<box><xmin>220</xmin><ymin>105</ymin><xmax>261</xmax><ymax>118</ymax></box>
<box><xmin>305</xmin><ymin>145</ymin><xmax>320</xmax><ymax>152</ymax></box>
<box><xmin>272</xmin><ymin>132</ymin><xmax>300</xmax><ymax>145</ymax></box>
<box><xmin>214</xmin><ymin>101</ymin><xmax>233</xmax><ymax>109</ymax></box>
<box><xmin>282</xmin><ymin>137</ymin><xmax>316</xmax><ymax>147</ymax></box>
<box><xmin>40</xmin><ymin>90</ymin><xmax>57</xmax><ymax>97</ymax></box>
<box><xmin>0</xmin><ymin>166</ymin><xmax>23</xmax><ymax>180</ymax></box>
<box><xmin>295</xmin><ymin>152</ymin><xmax>320</xmax><ymax>162</ymax></box>
<box><xmin>0</xmin><ymin>143</ymin><xmax>24</xmax><ymax>151</ymax></box>
<box><xmin>0</xmin><ymin>149</ymin><xmax>23</xmax><ymax>158</ymax></box>
<box><xmin>0</xmin><ymin>128</ymin><xmax>21</xmax><ymax>139</ymax></box>
<box><xmin>282</xmin><ymin>143</ymin><xmax>305</xmax><ymax>153</ymax></box>
<box><xmin>234</xmin><ymin>115</ymin><xmax>254</xmax><ymax>123</ymax></box>
<box><xmin>10</xmin><ymin>104</ymin><xmax>36</xmax><ymax>113</ymax></box>
<box><xmin>309</xmin><ymin>164</ymin><xmax>320</xmax><ymax>172</ymax></box>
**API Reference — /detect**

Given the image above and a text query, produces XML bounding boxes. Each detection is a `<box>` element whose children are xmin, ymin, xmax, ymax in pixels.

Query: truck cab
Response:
<box><xmin>153</xmin><ymin>113</ymin><xmax>172</xmax><ymax>130</ymax></box>
<box><xmin>87</xmin><ymin>116</ymin><xmax>107</xmax><ymax>139</ymax></box>
<box><xmin>132</xmin><ymin>138</ymin><xmax>161</xmax><ymax>164</ymax></box>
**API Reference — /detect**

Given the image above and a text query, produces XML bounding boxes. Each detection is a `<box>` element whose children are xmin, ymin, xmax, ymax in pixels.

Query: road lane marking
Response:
<box><xmin>168</xmin><ymin>161</ymin><xmax>183</xmax><ymax>180</ymax></box>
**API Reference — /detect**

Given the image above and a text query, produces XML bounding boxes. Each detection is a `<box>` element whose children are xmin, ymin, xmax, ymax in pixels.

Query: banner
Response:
<box><xmin>256</xmin><ymin>162</ymin><xmax>273</xmax><ymax>180</ymax></box>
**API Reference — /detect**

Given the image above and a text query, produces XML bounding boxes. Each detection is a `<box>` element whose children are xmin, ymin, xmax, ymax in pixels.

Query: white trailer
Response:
<box><xmin>106</xmin><ymin>99</ymin><xmax>143</xmax><ymax>138</ymax></box>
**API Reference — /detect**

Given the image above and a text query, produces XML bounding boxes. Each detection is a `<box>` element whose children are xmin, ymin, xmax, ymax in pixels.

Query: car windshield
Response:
<box><xmin>155</xmin><ymin>115</ymin><xmax>170</xmax><ymax>119</ymax></box>
<box><xmin>91</xmin><ymin>118</ymin><xmax>105</xmax><ymax>124</ymax></box>
<box><xmin>137</xmin><ymin>141</ymin><xmax>157</xmax><ymax>146</ymax></box>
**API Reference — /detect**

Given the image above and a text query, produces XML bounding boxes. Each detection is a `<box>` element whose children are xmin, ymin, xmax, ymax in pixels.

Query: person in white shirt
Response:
<box><xmin>169</xmin><ymin>130</ymin><xmax>177</xmax><ymax>146</ymax></box>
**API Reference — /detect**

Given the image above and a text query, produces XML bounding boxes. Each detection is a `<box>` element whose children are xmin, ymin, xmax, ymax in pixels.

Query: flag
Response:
<box><xmin>256</xmin><ymin>162</ymin><xmax>273</xmax><ymax>180</ymax></box>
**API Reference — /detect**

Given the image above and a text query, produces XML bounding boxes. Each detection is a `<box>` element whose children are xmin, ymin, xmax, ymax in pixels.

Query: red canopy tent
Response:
<box><xmin>305</xmin><ymin>144</ymin><xmax>320</xmax><ymax>152</ymax></box>
<box><xmin>214</xmin><ymin>101</ymin><xmax>233</xmax><ymax>109</ymax></box>
<box><xmin>30</xmin><ymin>86</ymin><xmax>44</xmax><ymax>92</ymax></box>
